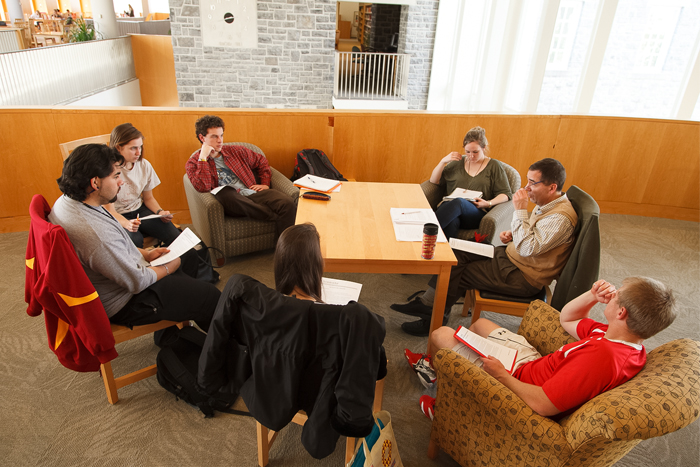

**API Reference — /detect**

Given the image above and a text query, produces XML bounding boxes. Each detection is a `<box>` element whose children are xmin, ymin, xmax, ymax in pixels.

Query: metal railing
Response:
<box><xmin>0</xmin><ymin>37</ymin><xmax>136</xmax><ymax>106</ymax></box>
<box><xmin>334</xmin><ymin>51</ymin><xmax>410</xmax><ymax>100</ymax></box>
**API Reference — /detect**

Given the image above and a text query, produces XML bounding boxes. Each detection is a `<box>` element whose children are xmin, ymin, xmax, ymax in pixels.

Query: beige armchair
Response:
<box><xmin>428</xmin><ymin>300</ymin><xmax>700</xmax><ymax>467</ymax></box>
<box><xmin>421</xmin><ymin>161</ymin><xmax>520</xmax><ymax>244</ymax></box>
<box><xmin>183</xmin><ymin>142</ymin><xmax>299</xmax><ymax>260</ymax></box>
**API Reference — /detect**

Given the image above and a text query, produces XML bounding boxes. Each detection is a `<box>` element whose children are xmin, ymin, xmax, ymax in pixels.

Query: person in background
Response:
<box><xmin>431</xmin><ymin>126</ymin><xmax>512</xmax><ymax>240</ymax></box>
<box><xmin>105</xmin><ymin>123</ymin><xmax>181</xmax><ymax>248</ymax></box>
<box><xmin>186</xmin><ymin>115</ymin><xmax>297</xmax><ymax>241</ymax></box>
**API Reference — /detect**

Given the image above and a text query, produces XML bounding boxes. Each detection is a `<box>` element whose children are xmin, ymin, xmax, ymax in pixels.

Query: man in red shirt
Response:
<box><xmin>186</xmin><ymin>115</ymin><xmax>297</xmax><ymax>240</ymax></box>
<box><xmin>409</xmin><ymin>277</ymin><xmax>676</xmax><ymax>418</ymax></box>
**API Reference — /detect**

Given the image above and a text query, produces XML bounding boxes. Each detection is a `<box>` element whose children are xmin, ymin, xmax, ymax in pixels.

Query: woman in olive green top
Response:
<box><xmin>431</xmin><ymin>126</ymin><xmax>512</xmax><ymax>239</ymax></box>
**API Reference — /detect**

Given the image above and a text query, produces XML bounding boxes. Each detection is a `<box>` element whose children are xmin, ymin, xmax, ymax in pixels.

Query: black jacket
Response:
<box><xmin>198</xmin><ymin>274</ymin><xmax>386</xmax><ymax>459</ymax></box>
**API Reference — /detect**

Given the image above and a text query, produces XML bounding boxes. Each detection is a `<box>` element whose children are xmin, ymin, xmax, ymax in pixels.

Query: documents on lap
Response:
<box><xmin>454</xmin><ymin>326</ymin><xmax>518</xmax><ymax>373</ymax></box>
<box><xmin>448</xmin><ymin>237</ymin><xmax>494</xmax><ymax>258</ymax></box>
<box><xmin>138</xmin><ymin>212</ymin><xmax>178</xmax><ymax>221</ymax></box>
<box><xmin>444</xmin><ymin>188</ymin><xmax>482</xmax><ymax>201</ymax></box>
<box><xmin>390</xmin><ymin>208</ymin><xmax>447</xmax><ymax>243</ymax></box>
<box><xmin>150</xmin><ymin>228</ymin><xmax>201</xmax><ymax>266</ymax></box>
<box><xmin>321</xmin><ymin>277</ymin><xmax>362</xmax><ymax>305</ymax></box>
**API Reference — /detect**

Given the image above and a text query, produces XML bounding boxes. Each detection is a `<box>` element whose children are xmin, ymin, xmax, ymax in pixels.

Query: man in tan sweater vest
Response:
<box><xmin>393</xmin><ymin>158</ymin><xmax>578</xmax><ymax>336</ymax></box>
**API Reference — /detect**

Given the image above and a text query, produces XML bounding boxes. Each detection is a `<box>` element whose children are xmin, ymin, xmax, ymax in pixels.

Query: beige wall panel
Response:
<box><xmin>554</xmin><ymin>117</ymin><xmax>699</xmax><ymax>212</ymax></box>
<box><xmin>131</xmin><ymin>35</ymin><xmax>179</xmax><ymax>107</ymax></box>
<box><xmin>332</xmin><ymin>113</ymin><xmax>560</xmax><ymax>185</ymax></box>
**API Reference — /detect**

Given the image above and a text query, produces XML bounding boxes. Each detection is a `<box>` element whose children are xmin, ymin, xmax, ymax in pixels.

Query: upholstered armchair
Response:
<box><xmin>421</xmin><ymin>161</ymin><xmax>520</xmax><ymax>244</ymax></box>
<box><xmin>428</xmin><ymin>300</ymin><xmax>700</xmax><ymax>467</ymax></box>
<box><xmin>183</xmin><ymin>142</ymin><xmax>299</xmax><ymax>260</ymax></box>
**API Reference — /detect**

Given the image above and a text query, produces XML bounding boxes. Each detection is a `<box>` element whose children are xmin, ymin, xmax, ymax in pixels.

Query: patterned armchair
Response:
<box><xmin>428</xmin><ymin>300</ymin><xmax>700</xmax><ymax>467</ymax></box>
<box><xmin>183</xmin><ymin>142</ymin><xmax>299</xmax><ymax>260</ymax></box>
<box><xmin>421</xmin><ymin>161</ymin><xmax>520</xmax><ymax>245</ymax></box>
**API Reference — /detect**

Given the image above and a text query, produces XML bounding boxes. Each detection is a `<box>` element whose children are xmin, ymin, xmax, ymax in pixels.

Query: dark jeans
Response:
<box><xmin>215</xmin><ymin>186</ymin><xmax>297</xmax><ymax>239</ymax></box>
<box><xmin>122</xmin><ymin>204</ymin><xmax>181</xmax><ymax>247</ymax></box>
<box><xmin>427</xmin><ymin>246</ymin><xmax>541</xmax><ymax>317</ymax></box>
<box><xmin>435</xmin><ymin>198</ymin><xmax>486</xmax><ymax>240</ymax></box>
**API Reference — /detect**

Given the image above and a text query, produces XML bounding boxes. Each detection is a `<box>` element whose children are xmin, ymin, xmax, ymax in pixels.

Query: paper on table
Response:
<box><xmin>210</xmin><ymin>186</ymin><xmax>225</xmax><ymax>195</ymax></box>
<box><xmin>390</xmin><ymin>208</ymin><xmax>447</xmax><ymax>243</ymax></box>
<box><xmin>150</xmin><ymin>228</ymin><xmax>201</xmax><ymax>266</ymax></box>
<box><xmin>138</xmin><ymin>212</ymin><xmax>177</xmax><ymax>221</ymax></box>
<box><xmin>321</xmin><ymin>277</ymin><xmax>362</xmax><ymax>305</ymax></box>
<box><xmin>449</xmin><ymin>237</ymin><xmax>494</xmax><ymax>258</ymax></box>
<box><xmin>293</xmin><ymin>175</ymin><xmax>342</xmax><ymax>193</ymax></box>
<box><xmin>444</xmin><ymin>188</ymin><xmax>483</xmax><ymax>201</ymax></box>
<box><xmin>454</xmin><ymin>326</ymin><xmax>518</xmax><ymax>373</ymax></box>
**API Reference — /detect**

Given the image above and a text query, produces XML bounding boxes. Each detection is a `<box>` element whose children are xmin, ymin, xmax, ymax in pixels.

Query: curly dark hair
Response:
<box><xmin>57</xmin><ymin>144</ymin><xmax>124</xmax><ymax>202</ymax></box>
<box><xmin>195</xmin><ymin>115</ymin><xmax>225</xmax><ymax>143</ymax></box>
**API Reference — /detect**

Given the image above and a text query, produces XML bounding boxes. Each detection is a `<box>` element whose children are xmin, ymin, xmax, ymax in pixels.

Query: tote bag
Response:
<box><xmin>346</xmin><ymin>410</ymin><xmax>403</xmax><ymax>467</ymax></box>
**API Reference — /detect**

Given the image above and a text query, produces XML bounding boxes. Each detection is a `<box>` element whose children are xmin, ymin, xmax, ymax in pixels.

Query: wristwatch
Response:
<box><xmin>156</xmin><ymin>209</ymin><xmax>163</xmax><ymax>214</ymax></box>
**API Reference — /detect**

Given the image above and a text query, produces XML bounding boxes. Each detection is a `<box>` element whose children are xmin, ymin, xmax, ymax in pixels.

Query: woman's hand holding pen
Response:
<box><xmin>120</xmin><ymin>215</ymin><xmax>141</xmax><ymax>232</ymax></box>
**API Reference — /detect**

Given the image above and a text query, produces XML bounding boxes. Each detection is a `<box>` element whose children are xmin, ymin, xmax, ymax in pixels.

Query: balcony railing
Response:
<box><xmin>334</xmin><ymin>52</ymin><xmax>409</xmax><ymax>100</ymax></box>
<box><xmin>0</xmin><ymin>37</ymin><xmax>135</xmax><ymax>106</ymax></box>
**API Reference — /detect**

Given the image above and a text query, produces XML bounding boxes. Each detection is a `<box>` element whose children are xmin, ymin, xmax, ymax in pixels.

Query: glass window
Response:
<box><xmin>590</xmin><ymin>0</ymin><xmax>700</xmax><ymax>118</ymax></box>
<box><xmin>691</xmin><ymin>93</ymin><xmax>700</xmax><ymax>121</ymax></box>
<box><xmin>537</xmin><ymin>0</ymin><xmax>599</xmax><ymax>114</ymax></box>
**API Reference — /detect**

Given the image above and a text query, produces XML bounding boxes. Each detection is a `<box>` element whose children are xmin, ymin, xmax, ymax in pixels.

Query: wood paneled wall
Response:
<box><xmin>131</xmin><ymin>35</ymin><xmax>179</xmax><ymax>107</ymax></box>
<box><xmin>0</xmin><ymin>108</ymin><xmax>697</xmax><ymax>232</ymax></box>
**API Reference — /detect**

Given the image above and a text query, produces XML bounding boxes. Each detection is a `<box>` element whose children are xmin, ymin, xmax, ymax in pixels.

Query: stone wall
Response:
<box><xmin>170</xmin><ymin>0</ymin><xmax>336</xmax><ymax>108</ymax></box>
<box><xmin>398</xmin><ymin>0</ymin><xmax>439</xmax><ymax>110</ymax></box>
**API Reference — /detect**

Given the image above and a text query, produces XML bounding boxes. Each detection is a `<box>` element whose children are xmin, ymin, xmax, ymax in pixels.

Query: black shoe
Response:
<box><xmin>390</xmin><ymin>294</ymin><xmax>432</xmax><ymax>319</ymax></box>
<box><xmin>401</xmin><ymin>319</ymin><xmax>431</xmax><ymax>337</ymax></box>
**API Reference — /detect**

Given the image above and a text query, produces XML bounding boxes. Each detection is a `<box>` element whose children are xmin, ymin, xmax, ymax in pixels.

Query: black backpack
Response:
<box><xmin>156</xmin><ymin>326</ymin><xmax>247</xmax><ymax>418</ymax></box>
<box><xmin>291</xmin><ymin>149</ymin><xmax>347</xmax><ymax>182</ymax></box>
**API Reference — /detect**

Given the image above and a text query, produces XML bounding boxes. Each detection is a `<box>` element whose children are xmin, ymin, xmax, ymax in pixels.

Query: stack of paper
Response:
<box><xmin>389</xmin><ymin>208</ymin><xmax>447</xmax><ymax>243</ymax></box>
<box><xmin>150</xmin><ymin>228</ymin><xmax>201</xmax><ymax>266</ymax></box>
<box><xmin>448</xmin><ymin>237</ymin><xmax>494</xmax><ymax>258</ymax></box>
<box><xmin>454</xmin><ymin>326</ymin><xmax>518</xmax><ymax>373</ymax></box>
<box><xmin>444</xmin><ymin>188</ymin><xmax>482</xmax><ymax>201</ymax></box>
<box><xmin>293</xmin><ymin>175</ymin><xmax>342</xmax><ymax>193</ymax></box>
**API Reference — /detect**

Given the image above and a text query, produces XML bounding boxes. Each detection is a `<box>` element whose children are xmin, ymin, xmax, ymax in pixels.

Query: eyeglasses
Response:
<box><xmin>526</xmin><ymin>179</ymin><xmax>545</xmax><ymax>187</ymax></box>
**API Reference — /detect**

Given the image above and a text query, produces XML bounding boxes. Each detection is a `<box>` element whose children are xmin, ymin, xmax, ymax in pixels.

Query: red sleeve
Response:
<box><xmin>246</xmin><ymin>147</ymin><xmax>272</xmax><ymax>186</ymax></box>
<box><xmin>577</xmin><ymin>318</ymin><xmax>608</xmax><ymax>338</ymax></box>
<box><xmin>185</xmin><ymin>150</ymin><xmax>218</xmax><ymax>192</ymax></box>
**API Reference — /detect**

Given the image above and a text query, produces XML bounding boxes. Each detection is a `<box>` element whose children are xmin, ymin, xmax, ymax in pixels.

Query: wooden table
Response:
<box><xmin>295</xmin><ymin>182</ymin><xmax>457</xmax><ymax>352</ymax></box>
<box><xmin>34</xmin><ymin>32</ymin><xmax>64</xmax><ymax>46</ymax></box>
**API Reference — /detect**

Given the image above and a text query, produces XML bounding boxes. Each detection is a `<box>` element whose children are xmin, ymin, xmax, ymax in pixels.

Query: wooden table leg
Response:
<box><xmin>428</xmin><ymin>264</ymin><xmax>451</xmax><ymax>355</ymax></box>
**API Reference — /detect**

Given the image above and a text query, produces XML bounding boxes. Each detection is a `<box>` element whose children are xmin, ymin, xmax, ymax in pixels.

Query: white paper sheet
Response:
<box><xmin>390</xmin><ymin>208</ymin><xmax>447</xmax><ymax>242</ymax></box>
<box><xmin>454</xmin><ymin>326</ymin><xmax>518</xmax><ymax>373</ymax></box>
<box><xmin>449</xmin><ymin>238</ymin><xmax>494</xmax><ymax>258</ymax></box>
<box><xmin>138</xmin><ymin>212</ymin><xmax>177</xmax><ymax>221</ymax></box>
<box><xmin>293</xmin><ymin>174</ymin><xmax>342</xmax><ymax>193</ymax></box>
<box><xmin>321</xmin><ymin>277</ymin><xmax>362</xmax><ymax>305</ymax></box>
<box><xmin>150</xmin><ymin>228</ymin><xmax>201</xmax><ymax>266</ymax></box>
<box><xmin>210</xmin><ymin>186</ymin><xmax>225</xmax><ymax>195</ymax></box>
<box><xmin>444</xmin><ymin>187</ymin><xmax>482</xmax><ymax>201</ymax></box>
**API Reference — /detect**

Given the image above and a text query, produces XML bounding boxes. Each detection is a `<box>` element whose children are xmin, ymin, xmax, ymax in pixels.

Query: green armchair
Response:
<box><xmin>428</xmin><ymin>300</ymin><xmax>700</xmax><ymax>467</ymax></box>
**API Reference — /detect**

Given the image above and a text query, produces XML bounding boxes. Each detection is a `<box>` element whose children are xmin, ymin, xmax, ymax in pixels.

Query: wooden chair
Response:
<box><xmin>466</xmin><ymin>185</ymin><xmax>601</xmax><ymax>323</ymax></box>
<box><xmin>256</xmin><ymin>377</ymin><xmax>386</xmax><ymax>466</ymax></box>
<box><xmin>102</xmin><ymin>320</ymin><xmax>188</xmax><ymax>404</ymax></box>
<box><xmin>26</xmin><ymin>194</ymin><xmax>189</xmax><ymax>405</ymax></box>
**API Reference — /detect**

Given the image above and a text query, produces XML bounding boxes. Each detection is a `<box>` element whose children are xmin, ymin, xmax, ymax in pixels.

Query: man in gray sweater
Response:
<box><xmin>49</xmin><ymin>144</ymin><xmax>219</xmax><ymax>331</ymax></box>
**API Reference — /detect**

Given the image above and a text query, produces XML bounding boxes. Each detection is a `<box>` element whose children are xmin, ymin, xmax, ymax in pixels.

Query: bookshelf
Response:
<box><xmin>358</xmin><ymin>3</ymin><xmax>372</xmax><ymax>50</ymax></box>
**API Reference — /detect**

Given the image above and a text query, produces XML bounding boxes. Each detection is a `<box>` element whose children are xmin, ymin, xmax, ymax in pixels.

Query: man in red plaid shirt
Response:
<box><xmin>186</xmin><ymin>115</ymin><xmax>296</xmax><ymax>240</ymax></box>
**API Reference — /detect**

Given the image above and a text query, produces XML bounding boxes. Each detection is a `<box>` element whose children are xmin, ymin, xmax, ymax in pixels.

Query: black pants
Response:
<box><xmin>428</xmin><ymin>246</ymin><xmax>541</xmax><ymax>316</ymax></box>
<box><xmin>215</xmin><ymin>187</ymin><xmax>297</xmax><ymax>239</ymax></box>
<box><xmin>109</xmin><ymin>254</ymin><xmax>220</xmax><ymax>332</ymax></box>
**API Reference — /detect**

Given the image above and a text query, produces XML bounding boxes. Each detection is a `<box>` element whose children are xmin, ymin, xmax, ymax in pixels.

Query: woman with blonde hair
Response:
<box><xmin>431</xmin><ymin>126</ymin><xmax>512</xmax><ymax>240</ymax></box>
<box><xmin>106</xmin><ymin>123</ymin><xmax>180</xmax><ymax>247</ymax></box>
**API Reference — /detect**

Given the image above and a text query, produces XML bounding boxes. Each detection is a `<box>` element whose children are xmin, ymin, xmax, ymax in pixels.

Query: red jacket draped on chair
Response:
<box><xmin>25</xmin><ymin>194</ymin><xmax>118</xmax><ymax>372</ymax></box>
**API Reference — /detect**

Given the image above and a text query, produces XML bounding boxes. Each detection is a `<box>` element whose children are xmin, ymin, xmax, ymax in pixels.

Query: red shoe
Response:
<box><xmin>419</xmin><ymin>395</ymin><xmax>435</xmax><ymax>421</ymax></box>
<box><xmin>404</xmin><ymin>349</ymin><xmax>436</xmax><ymax>389</ymax></box>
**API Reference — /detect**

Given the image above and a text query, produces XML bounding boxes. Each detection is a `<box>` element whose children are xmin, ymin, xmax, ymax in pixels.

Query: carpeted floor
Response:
<box><xmin>1</xmin><ymin>213</ymin><xmax>698</xmax><ymax>466</ymax></box>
